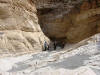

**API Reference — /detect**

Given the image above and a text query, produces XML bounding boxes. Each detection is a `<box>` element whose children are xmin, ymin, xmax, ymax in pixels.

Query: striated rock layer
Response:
<box><xmin>0</xmin><ymin>0</ymin><xmax>49</xmax><ymax>56</ymax></box>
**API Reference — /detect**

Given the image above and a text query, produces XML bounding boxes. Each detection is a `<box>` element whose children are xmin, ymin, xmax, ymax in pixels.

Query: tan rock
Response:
<box><xmin>0</xmin><ymin>0</ymin><xmax>49</xmax><ymax>55</ymax></box>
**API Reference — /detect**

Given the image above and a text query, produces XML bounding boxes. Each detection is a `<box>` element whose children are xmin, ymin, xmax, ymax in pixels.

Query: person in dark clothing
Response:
<box><xmin>53</xmin><ymin>41</ymin><xmax>57</xmax><ymax>50</ymax></box>
<box><xmin>61</xmin><ymin>41</ymin><xmax>65</xmax><ymax>49</ymax></box>
<box><xmin>53</xmin><ymin>41</ymin><xmax>65</xmax><ymax>50</ymax></box>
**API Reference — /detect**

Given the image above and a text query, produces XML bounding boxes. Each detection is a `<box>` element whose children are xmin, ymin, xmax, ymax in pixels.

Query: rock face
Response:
<box><xmin>35</xmin><ymin>0</ymin><xmax>100</xmax><ymax>43</ymax></box>
<box><xmin>0</xmin><ymin>0</ymin><xmax>49</xmax><ymax>55</ymax></box>
<box><xmin>0</xmin><ymin>0</ymin><xmax>100</xmax><ymax>55</ymax></box>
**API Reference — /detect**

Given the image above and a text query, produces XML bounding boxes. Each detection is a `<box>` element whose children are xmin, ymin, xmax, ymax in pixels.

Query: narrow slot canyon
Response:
<box><xmin>0</xmin><ymin>0</ymin><xmax>100</xmax><ymax>75</ymax></box>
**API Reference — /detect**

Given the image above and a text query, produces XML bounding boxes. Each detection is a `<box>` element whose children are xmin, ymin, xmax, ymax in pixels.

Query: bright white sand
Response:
<box><xmin>0</xmin><ymin>34</ymin><xmax>100</xmax><ymax>75</ymax></box>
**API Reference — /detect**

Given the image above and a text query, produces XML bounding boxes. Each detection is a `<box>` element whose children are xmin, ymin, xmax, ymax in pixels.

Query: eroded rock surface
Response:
<box><xmin>35</xmin><ymin>0</ymin><xmax>100</xmax><ymax>43</ymax></box>
<box><xmin>0</xmin><ymin>0</ymin><xmax>49</xmax><ymax>55</ymax></box>
<box><xmin>0</xmin><ymin>0</ymin><xmax>100</xmax><ymax>55</ymax></box>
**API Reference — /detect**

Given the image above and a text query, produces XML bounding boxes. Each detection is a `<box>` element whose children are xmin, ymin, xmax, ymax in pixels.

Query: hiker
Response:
<box><xmin>43</xmin><ymin>41</ymin><xmax>49</xmax><ymax>51</ymax></box>
<box><xmin>61</xmin><ymin>41</ymin><xmax>65</xmax><ymax>49</ymax></box>
<box><xmin>53</xmin><ymin>41</ymin><xmax>65</xmax><ymax>50</ymax></box>
<box><xmin>53</xmin><ymin>41</ymin><xmax>57</xmax><ymax>50</ymax></box>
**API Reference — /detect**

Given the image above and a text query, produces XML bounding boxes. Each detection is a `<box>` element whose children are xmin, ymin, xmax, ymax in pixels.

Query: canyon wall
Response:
<box><xmin>0</xmin><ymin>0</ymin><xmax>49</xmax><ymax>56</ymax></box>
<box><xmin>0</xmin><ymin>0</ymin><xmax>100</xmax><ymax>56</ymax></box>
<box><xmin>35</xmin><ymin>0</ymin><xmax>100</xmax><ymax>43</ymax></box>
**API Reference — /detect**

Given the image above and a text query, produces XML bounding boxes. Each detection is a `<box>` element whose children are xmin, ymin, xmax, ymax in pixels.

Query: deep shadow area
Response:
<box><xmin>37</xmin><ymin>8</ymin><xmax>54</xmax><ymax>15</ymax></box>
